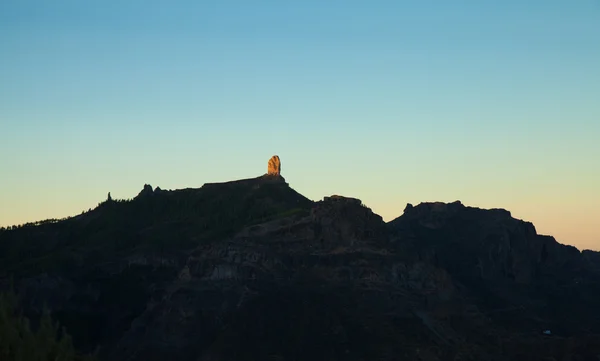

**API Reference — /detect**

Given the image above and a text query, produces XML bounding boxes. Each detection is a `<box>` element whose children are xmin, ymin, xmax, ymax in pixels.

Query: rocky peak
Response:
<box><xmin>135</xmin><ymin>184</ymin><xmax>154</xmax><ymax>199</ymax></box>
<box><xmin>323</xmin><ymin>195</ymin><xmax>362</xmax><ymax>205</ymax></box>
<box><xmin>315</xmin><ymin>195</ymin><xmax>374</xmax><ymax>215</ymax></box>
<box><xmin>389</xmin><ymin>201</ymin><xmax>582</xmax><ymax>285</ymax></box>
<box><xmin>402</xmin><ymin>200</ymin><xmax>464</xmax><ymax>215</ymax></box>
<box><xmin>267</xmin><ymin>155</ymin><xmax>281</xmax><ymax>176</ymax></box>
<box><xmin>396</xmin><ymin>200</ymin><xmax>466</xmax><ymax>230</ymax></box>
<box><xmin>396</xmin><ymin>200</ymin><xmax>518</xmax><ymax>230</ymax></box>
<box><xmin>310</xmin><ymin>195</ymin><xmax>387</xmax><ymax>247</ymax></box>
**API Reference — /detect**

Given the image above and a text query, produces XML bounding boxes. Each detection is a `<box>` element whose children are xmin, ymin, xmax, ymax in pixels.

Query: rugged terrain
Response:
<box><xmin>1</xmin><ymin>174</ymin><xmax>599</xmax><ymax>361</ymax></box>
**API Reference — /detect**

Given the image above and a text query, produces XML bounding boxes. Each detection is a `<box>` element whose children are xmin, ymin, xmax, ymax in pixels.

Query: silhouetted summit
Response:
<box><xmin>1</xmin><ymin>157</ymin><xmax>599</xmax><ymax>361</ymax></box>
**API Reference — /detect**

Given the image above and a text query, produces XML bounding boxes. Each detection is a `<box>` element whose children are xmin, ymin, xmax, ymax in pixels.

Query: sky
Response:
<box><xmin>0</xmin><ymin>0</ymin><xmax>599</xmax><ymax>250</ymax></box>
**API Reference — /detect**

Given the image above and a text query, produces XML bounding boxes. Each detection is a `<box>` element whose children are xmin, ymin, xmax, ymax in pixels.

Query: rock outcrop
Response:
<box><xmin>388</xmin><ymin>201</ymin><xmax>577</xmax><ymax>284</ymax></box>
<box><xmin>310</xmin><ymin>195</ymin><xmax>387</xmax><ymax>248</ymax></box>
<box><xmin>388</xmin><ymin>201</ymin><xmax>600</xmax><ymax>340</ymax></box>
<box><xmin>135</xmin><ymin>184</ymin><xmax>154</xmax><ymax>199</ymax></box>
<box><xmin>267</xmin><ymin>155</ymin><xmax>281</xmax><ymax>176</ymax></box>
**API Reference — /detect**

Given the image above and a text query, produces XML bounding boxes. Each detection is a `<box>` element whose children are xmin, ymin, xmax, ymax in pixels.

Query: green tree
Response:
<box><xmin>0</xmin><ymin>290</ymin><xmax>95</xmax><ymax>361</ymax></box>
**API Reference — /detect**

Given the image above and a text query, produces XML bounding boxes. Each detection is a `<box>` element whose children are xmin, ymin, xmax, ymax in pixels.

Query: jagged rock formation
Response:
<box><xmin>136</xmin><ymin>184</ymin><xmax>154</xmax><ymax>199</ymax></box>
<box><xmin>310</xmin><ymin>195</ymin><xmax>387</xmax><ymax>248</ymax></box>
<box><xmin>388</xmin><ymin>201</ymin><xmax>580</xmax><ymax>284</ymax></box>
<box><xmin>0</xmin><ymin>178</ymin><xmax>599</xmax><ymax>361</ymax></box>
<box><xmin>388</xmin><ymin>201</ymin><xmax>600</xmax><ymax>340</ymax></box>
<box><xmin>267</xmin><ymin>155</ymin><xmax>281</xmax><ymax>176</ymax></box>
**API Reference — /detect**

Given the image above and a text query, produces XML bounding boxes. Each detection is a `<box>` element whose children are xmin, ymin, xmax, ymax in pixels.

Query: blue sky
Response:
<box><xmin>1</xmin><ymin>1</ymin><xmax>599</xmax><ymax>250</ymax></box>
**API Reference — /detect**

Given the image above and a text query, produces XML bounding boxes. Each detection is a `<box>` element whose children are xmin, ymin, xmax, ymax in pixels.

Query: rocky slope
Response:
<box><xmin>1</xmin><ymin>176</ymin><xmax>599</xmax><ymax>361</ymax></box>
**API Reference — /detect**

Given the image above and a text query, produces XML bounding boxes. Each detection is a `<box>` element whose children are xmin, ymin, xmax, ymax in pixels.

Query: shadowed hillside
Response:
<box><xmin>1</xmin><ymin>163</ymin><xmax>599</xmax><ymax>361</ymax></box>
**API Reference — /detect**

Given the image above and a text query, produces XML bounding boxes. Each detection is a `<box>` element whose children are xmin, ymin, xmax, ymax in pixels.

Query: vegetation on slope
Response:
<box><xmin>0</xmin><ymin>290</ymin><xmax>96</xmax><ymax>361</ymax></box>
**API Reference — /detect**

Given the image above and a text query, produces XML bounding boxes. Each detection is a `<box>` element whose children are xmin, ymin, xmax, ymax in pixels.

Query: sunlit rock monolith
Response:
<box><xmin>267</xmin><ymin>155</ymin><xmax>281</xmax><ymax>176</ymax></box>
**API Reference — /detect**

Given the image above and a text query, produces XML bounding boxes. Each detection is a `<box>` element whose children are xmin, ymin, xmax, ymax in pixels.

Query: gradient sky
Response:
<box><xmin>1</xmin><ymin>1</ymin><xmax>599</xmax><ymax>250</ymax></box>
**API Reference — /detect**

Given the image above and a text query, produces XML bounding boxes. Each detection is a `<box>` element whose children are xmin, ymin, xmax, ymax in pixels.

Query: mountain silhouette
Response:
<box><xmin>1</xmin><ymin>167</ymin><xmax>599</xmax><ymax>361</ymax></box>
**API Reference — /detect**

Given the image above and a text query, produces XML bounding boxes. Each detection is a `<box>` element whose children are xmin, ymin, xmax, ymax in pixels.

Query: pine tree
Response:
<box><xmin>0</xmin><ymin>290</ymin><xmax>95</xmax><ymax>361</ymax></box>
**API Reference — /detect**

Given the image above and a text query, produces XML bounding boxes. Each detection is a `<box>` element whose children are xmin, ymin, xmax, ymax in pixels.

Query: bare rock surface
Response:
<box><xmin>267</xmin><ymin>155</ymin><xmax>281</xmax><ymax>176</ymax></box>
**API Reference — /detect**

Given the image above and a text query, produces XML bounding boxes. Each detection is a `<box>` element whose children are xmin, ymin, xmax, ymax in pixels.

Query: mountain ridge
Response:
<box><xmin>1</xmin><ymin>172</ymin><xmax>599</xmax><ymax>360</ymax></box>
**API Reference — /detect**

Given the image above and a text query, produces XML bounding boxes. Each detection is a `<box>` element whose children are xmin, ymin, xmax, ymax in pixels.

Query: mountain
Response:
<box><xmin>1</xmin><ymin>170</ymin><xmax>599</xmax><ymax>361</ymax></box>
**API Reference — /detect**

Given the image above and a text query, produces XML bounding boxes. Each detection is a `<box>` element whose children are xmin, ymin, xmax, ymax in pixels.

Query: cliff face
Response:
<box><xmin>389</xmin><ymin>200</ymin><xmax>582</xmax><ymax>285</ymax></box>
<box><xmin>389</xmin><ymin>201</ymin><xmax>600</xmax><ymax>338</ymax></box>
<box><xmin>107</xmin><ymin>195</ymin><xmax>463</xmax><ymax>361</ymax></box>
<box><xmin>1</xmin><ymin>181</ymin><xmax>599</xmax><ymax>361</ymax></box>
